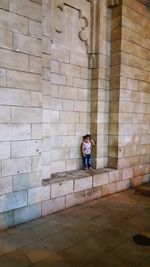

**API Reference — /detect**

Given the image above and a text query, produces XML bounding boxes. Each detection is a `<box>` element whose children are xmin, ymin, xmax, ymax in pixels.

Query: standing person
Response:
<box><xmin>81</xmin><ymin>134</ymin><xmax>95</xmax><ymax>170</ymax></box>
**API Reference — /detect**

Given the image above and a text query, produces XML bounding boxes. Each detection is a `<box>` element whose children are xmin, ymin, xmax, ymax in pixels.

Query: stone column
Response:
<box><xmin>108</xmin><ymin>0</ymin><xmax>150</xmax><ymax>176</ymax></box>
<box><xmin>42</xmin><ymin>0</ymin><xmax>52</xmax><ymax>179</ymax></box>
<box><xmin>108</xmin><ymin>1</ymin><xmax>122</xmax><ymax>168</ymax></box>
<box><xmin>91</xmin><ymin>0</ymin><xmax>112</xmax><ymax>169</ymax></box>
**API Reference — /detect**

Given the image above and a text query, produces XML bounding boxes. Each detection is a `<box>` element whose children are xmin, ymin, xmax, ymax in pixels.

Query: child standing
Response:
<box><xmin>81</xmin><ymin>134</ymin><xmax>95</xmax><ymax>170</ymax></box>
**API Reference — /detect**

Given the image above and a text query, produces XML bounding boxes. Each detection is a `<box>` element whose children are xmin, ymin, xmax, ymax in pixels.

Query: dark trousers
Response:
<box><xmin>83</xmin><ymin>154</ymin><xmax>91</xmax><ymax>169</ymax></box>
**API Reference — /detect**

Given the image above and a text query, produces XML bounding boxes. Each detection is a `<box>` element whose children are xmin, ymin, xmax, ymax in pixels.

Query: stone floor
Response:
<box><xmin>0</xmin><ymin>188</ymin><xmax>150</xmax><ymax>267</ymax></box>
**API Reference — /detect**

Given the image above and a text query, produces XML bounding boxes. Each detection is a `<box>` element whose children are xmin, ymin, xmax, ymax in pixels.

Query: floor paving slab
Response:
<box><xmin>32</xmin><ymin>252</ymin><xmax>71</xmax><ymax>267</ymax></box>
<box><xmin>0</xmin><ymin>250</ymin><xmax>31</xmax><ymax>267</ymax></box>
<box><xmin>0</xmin><ymin>188</ymin><xmax>149</xmax><ymax>267</ymax></box>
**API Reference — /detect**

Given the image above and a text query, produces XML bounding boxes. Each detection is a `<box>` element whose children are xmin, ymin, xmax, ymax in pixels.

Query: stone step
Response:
<box><xmin>42</xmin><ymin>168</ymin><xmax>111</xmax><ymax>185</ymax></box>
<box><xmin>135</xmin><ymin>183</ymin><xmax>150</xmax><ymax>197</ymax></box>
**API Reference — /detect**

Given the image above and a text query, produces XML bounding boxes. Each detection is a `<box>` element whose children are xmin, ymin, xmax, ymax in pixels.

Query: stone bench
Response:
<box><xmin>41</xmin><ymin>168</ymin><xmax>129</xmax><ymax>216</ymax></box>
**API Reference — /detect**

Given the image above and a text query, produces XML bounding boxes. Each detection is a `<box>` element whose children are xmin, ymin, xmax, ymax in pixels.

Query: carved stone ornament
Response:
<box><xmin>51</xmin><ymin>0</ymin><xmax>99</xmax><ymax>68</ymax></box>
<box><xmin>107</xmin><ymin>0</ymin><xmax>120</xmax><ymax>8</ymax></box>
<box><xmin>53</xmin><ymin>0</ymin><xmax>92</xmax><ymax>53</ymax></box>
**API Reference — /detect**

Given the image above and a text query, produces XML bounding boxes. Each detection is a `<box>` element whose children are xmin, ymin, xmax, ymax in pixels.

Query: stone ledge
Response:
<box><xmin>42</xmin><ymin>168</ymin><xmax>113</xmax><ymax>186</ymax></box>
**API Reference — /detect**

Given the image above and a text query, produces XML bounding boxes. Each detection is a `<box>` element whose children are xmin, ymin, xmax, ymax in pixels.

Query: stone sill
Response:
<box><xmin>42</xmin><ymin>168</ymin><xmax>114</xmax><ymax>186</ymax></box>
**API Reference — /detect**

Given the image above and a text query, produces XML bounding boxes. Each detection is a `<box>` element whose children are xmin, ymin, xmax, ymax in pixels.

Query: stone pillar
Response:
<box><xmin>109</xmin><ymin>0</ymin><xmax>150</xmax><ymax>175</ymax></box>
<box><xmin>108</xmin><ymin>1</ymin><xmax>122</xmax><ymax>168</ymax></box>
<box><xmin>42</xmin><ymin>0</ymin><xmax>52</xmax><ymax>179</ymax></box>
<box><xmin>91</xmin><ymin>0</ymin><xmax>112</xmax><ymax>169</ymax></box>
<box><xmin>117</xmin><ymin>0</ymin><xmax>150</xmax><ymax>172</ymax></box>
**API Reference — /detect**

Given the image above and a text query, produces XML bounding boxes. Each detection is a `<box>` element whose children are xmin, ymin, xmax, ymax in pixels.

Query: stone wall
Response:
<box><xmin>109</xmin><ymin>0</ymin><xmax>150</xmax><ymax>186</ymax></box>
<box><xmin>0</xmin><ymin>0</ymin><xmax>149</xmax><ymax>229</ymax></box>
<box><xmin>49</xmin><ymin>1</ymin><xmax>92</xmax><ymax>173</ymax></box>
<box><xmin>0</xmin><ymin>0</ymin><xmax>43</xmax><ymax>228</ymax></box>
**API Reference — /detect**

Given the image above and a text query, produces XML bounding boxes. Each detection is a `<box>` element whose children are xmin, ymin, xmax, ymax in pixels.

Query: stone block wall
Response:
<box><xmin>119</xmin><ymin>0</ymin><xmax>150</xmax><ymax>177</ymax></box>
<box><xmin>0</xmin><ymin>0</ymin><xmax>43</xmax><ymax>228</ymax></box>
<box><xmin>49</xmin><ymin>1</ymin><xmax>92</xmax><ymax>173</ymax></box>
<box><xmin>109</xmin><ymin>0</ymin><xmax>150</xmax><ymax>186</ymax></box>
<box><xmin>0</xmin><ymin>0</ymin><xmax>149</xmax><ymax>229</ymax></box>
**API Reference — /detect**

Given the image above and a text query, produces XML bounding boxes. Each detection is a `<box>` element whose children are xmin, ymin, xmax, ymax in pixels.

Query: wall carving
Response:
<box><xmin>53</xmin><ymin>0</ymin><xmax>91</xmax><ymax>53</ymax></box>
<box><xmin>51</xmin><ymin>0</ymin><xmax>99</xmax><ymax>68</ymax></box>
<box><xmin>45</xmin><ymin>0</ymin><xmax>99</xmax><ymax>67</ymax></box>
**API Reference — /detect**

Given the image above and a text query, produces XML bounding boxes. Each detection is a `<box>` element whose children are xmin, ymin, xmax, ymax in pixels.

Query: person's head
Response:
<box><xmin>83</xmin><ymin>134</ymin><xmax>91</xmax><ymax>143</ymax></box>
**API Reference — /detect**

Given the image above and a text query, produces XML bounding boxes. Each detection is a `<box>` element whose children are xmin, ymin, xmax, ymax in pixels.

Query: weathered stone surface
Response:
<box><xmin>109</xmin><ymin>170</ymin><xmax>122</xmax><ymax>183</ymax></box>
<box><xmin>122</xmin><ymin>168</ymin><xmax>134</xmax><ymax>180</ymax></box>
<box><xmin>0</xmin><ymin>142</ymin><xmax>10</xmax><ymax>160</ymax></box>
<box><xmin>29</xmin><ymin>20</ymin><xmax>42</xmax><ymax>39</ymax></box>
<box><xmin>0</xmin><ymin>9</ymin><xmax>28</xmax><ymax>34</ymax></box>
<box><xmin>70</xmin><ymin>51</ymin><xmax>88</xmax><ymax>67</ymax></box>
<box><xmin>59</xmin><ymin>62</ymin><xmax>80</xmax><ymax>77</ymax></box>
<box><xmin>117</xmin><ymin>179</ymin><xmax>130</xmax><ymax>192</ymax></box>
<box><xmin>0</xmin><ymin>210</ymin><xmax>13</xmax><ymax>230</ymax></box>
<box><xmin>0</xmin><ymin>190</ymin><xmax>27</xmax><ymax>213</ymax></box>
<box><xmin>102</xmin><ymin>183</ymin><xmax>117</xmax><ymax>197</ymax></box>
<box><xmin>93</xmin><ymin>172</ymin><xmax>109</xmax><ymax>187</ymax></box>
<box><xmin>52</xmin><ymin>47</ymin><xmax>69</xmax><ymax>63</ymax></box>
<box><xmin>59</xmin><ymin>86</ymin><xmax>78</xmax><ymax>100</ymax></box>
<box><xmin>12</xmin><ymin>107</ymin><xmax>42</xmax><ymax>123</ymax></box>
<box><xmin>0</xmin><ymin>0</ymin><xmax>9</xmax><ymax>10</ymax></box>
<box><xmin>51</xmin><ymin>179</ymin><xmax>73</xmax><ymax>198</ymax></box>
<box><xmin>0</xmin><ymin>89</ymin><xmax>30</xmax><ymax>106</ymax></box>
<box><xmin>0</xmin><ymin>124</ymin><xmax>31</xmax><ymax>141</ymax></box>
<box><xmin>13</xmin><ymin>172</ymin><xmax>42</xmax><ymax>191</ymax></box>
<box><xmin>31</xmin><ymin>124</ymin><xmax>42</xmax><ymax>139</ymax></box>
<box><xmin>14</xmin><ymin>34</ymin><xmax>41</xmax><ymax>56</ymax></box>
<box><xmin>42</xmin><ymin>36</ymin><xmax>51</xmax><ymax>54</ymax></box>
<box><xmin>0</xmin><ymin>176</ymin><xmax>12</xmax><ymax>195</ymax></box>
<box><xmin>10</xmin><ymin>124</ymin><xmax>31</xmax><ymax>141</ymax></box>
<box><xmin>51</xmin><ymin>73</ymin><xmax>66</xmax><ymax>85</ymax></box>
<box><xmin>66</xmin><ymin>187</ymin><xmax>102</xmax><ymax>208</ymax></box>
<box><xmin>0</xmin><ymin>50</ymin><xmax>28</xmax><ymax>71</ymax></box>
<box><xmin>14</xmin><ymin>203</ymin><xmax>42</xmax><ymax>225</ymax></box>
<box><xmin>0</xmin><ymin>68</ymin><xmax>6</xmax><ymax>86</ymax></box>
<box><xmin>2</xmin><ymin>158</ymin><xmax>31</xmax><ymax>176</ymax></box>
<box><xmin>31</xmin><ymin>91</ymin><xmax>42</xmax><ymax>107</ymax></box>
<box><xmin>74</xmin><ymin>176</ymin><xmax>92</xmax><ymax>192</ymax></box>
<box><xmin>28</xmin><ymin>185</ymin><xmax>50</xmax><ymax>205</ymax></box>
<box><xmin>32</xmin><ymin>155</ymin><xmax>42</xmax><ymax>172</ymax></box>
<box><xmin>0</xmin><ymin>106</ymin><xmax>10</xmax><ymax>123</ymax></box>
<box><xmin>29</xmin><ymin>55</ymin><xmax>42</xmax><ymax>74</ymax></box>
<box><xmin>7</xmin><ymin>70</ymin><xmax>41</xmax><ymax>91</ymax></box>
<box><xmin>9</xmin><ymin>0</ymin><xmax>41</xmax><ymax>21</ymax></box>
<box><xmin>42</xmin><ymin>196</ymin><xmax>66</xmax><ymax>216</ymax></box>
<box><xmin>0</xmin><ymin>29</ymin><xmax>13</xmax><ymax>49</ymax></box>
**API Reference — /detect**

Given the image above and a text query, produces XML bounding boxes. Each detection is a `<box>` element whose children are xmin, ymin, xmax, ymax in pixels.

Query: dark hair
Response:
<box><xmin>83</xmin><ymin>134</ymin><xmax>91</xmax><ymax>140</ymax></box>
